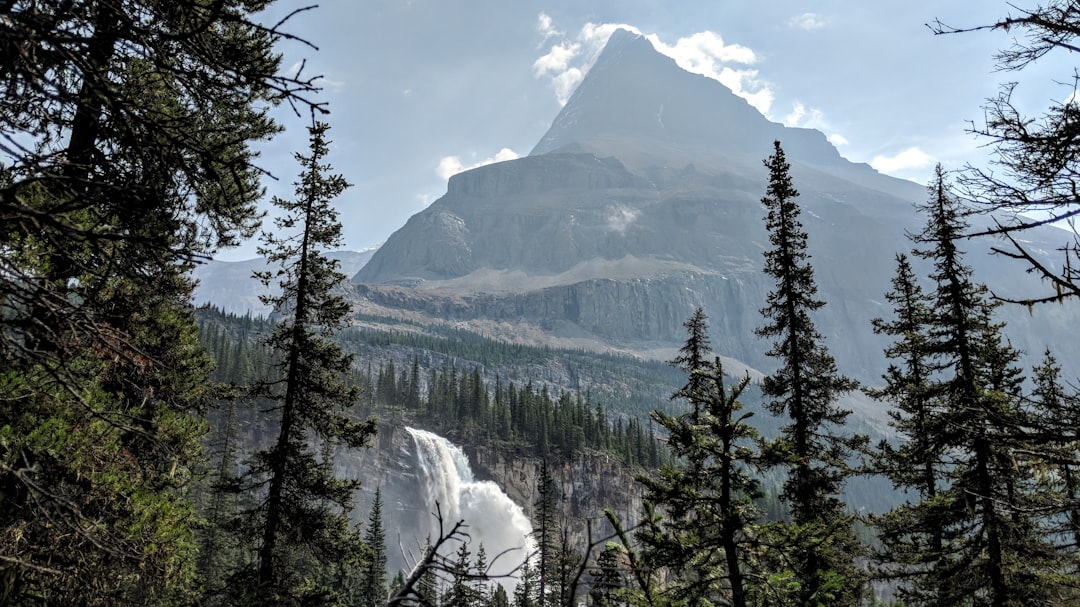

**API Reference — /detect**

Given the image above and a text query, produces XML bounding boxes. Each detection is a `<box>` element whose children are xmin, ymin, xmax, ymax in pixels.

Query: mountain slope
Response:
<box><xmin>350</xmin><ymin>30</ymin><xmax>1079</xmax><ymax>385</ymax></box>
<box><xmin>194</xmin><ymin>248</ymin><xmax>376</xmax><ymax>315</ymax></box>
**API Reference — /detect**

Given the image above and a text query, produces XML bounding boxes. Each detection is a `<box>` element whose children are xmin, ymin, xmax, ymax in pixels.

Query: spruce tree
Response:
<box><xmin>589</xmin><ymin>544</ymin><xmax>626</xmax><ymax>607</ymax></box>
<box><xmin>865</xmin><ymin>253</ymin><xmax>946</xmax><ymax>601</ymax></box>
<box><xmin>0</xmin><ymin>1</ymin><xmax>317</xmax><ymax>602</ymax></box>
<box><xmin>361</xmin><ymin>487</ymin><xmax>390</xmax><ymax>607</ymax></box>
<box><xmin>1030</xmin><ymin>350</ymin><xmax>1080</xmax><ymax>568</ymax></box>
<box><xmin>444</xmin><ymin>543</ymin><xmax>479</xmax><ymax>607</ymax></box>
<box><xmin>874</xmin><ymin>166</ymin><xmax>1059</xmax><ymax>606</ymax></box>
<box><xmin>638</xmin><ymin>309</ymin><xmax>762</xmax><ymax>607</ymax></box>
<box><xmin>754</xmin><ymin>140</ymin><xmax>865</xmax><ymax>606</ymax></box>
<box><xmin>240</xmin><ymin>120</ymin><xmax>376</xmax><ymax>605</ymax></box>
<box><xmin>533</xmin><ymin>461</ymin><xmax>560</xmax><ymax>607</ymax></box>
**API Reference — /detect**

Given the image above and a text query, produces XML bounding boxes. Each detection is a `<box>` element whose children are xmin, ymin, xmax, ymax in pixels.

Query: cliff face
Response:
<box><xmin>349</xmin><ymin>29</ymin><xmax>1080</xmax><ymax>391</ymax></box>
<box><xmin>467</xmin><ymin>444</ymin><xmax>644</xmax><ymax>549</ymax></box>
<box><xmin>341</xmin><ymin>423</ymin><xmax>643</xmax><ymax>574</ymax></box>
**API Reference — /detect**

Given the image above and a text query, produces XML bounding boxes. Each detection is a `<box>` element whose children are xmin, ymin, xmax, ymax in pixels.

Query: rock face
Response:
<box><xmin>467</xmin><ymin>443</ymin><xmax>644</xmax><ymax>550</ymax></box>
<box><xmin>342</xmin><ymin>423</ymin><xmax>642</xmax><ymax>575</ymax></box>
<box><xmin>350</xmin><ymin>30</ymin><xmax>1080</xmax><ymax>384</ymax></box>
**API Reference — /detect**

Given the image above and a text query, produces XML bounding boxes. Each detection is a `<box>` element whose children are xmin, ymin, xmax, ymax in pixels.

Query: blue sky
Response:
<box><xmin>222</xmin><ymin>0</ymin><xmax>1073</xmax><ymax>260</ymax></box>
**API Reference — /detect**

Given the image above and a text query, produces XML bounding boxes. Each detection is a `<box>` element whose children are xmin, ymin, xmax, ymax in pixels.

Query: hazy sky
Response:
<box><xmin>222</xmin><ymin>1</ymin><xmax>1072</xmax><ymax>260</ymax></box>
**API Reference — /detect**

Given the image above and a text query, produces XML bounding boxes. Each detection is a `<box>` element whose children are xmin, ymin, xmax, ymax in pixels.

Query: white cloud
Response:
<box><xmin>828</xmin><ymin>133</ymin><xmax>849</xmax><ymax>146</ymax></box>
<box><xmin>416</xmin><ymin>192</ymin><xmax>438</xmax><ymax>208</ymax></box>
<box><xmin>551</xmin><ymin>68</ymin><xmax>585</xmax><ymax>106</ymax></box>
<box><xmin>606</xmin><ymin>205</ymin><xmax>639</xmax><ymax>233</ymax></box>
<box><xmin>789</xmin><ymin>13</ymin><xmax>827</xmax><ymax>31</ymax></box>
<box><xmin>532</xmin><ymin>15</ymin><xmax>773</xmax><ymax>113</ymax></box>
<box><xmin>314</xmin><ymin>75</ymin><xmax>346</xmax><ymax>92</ymax></box>
<box><xmin>651</xmin><ymin>32</ymin><xmax>772</xmax><ymax>113</ymax></box>
<box><xmin>782</xmin><ymin>101</ymin><xmax>848</xmax><ymax>147</ymax></box>
<box><xmin>871</xmin><ymin>147</ymin><xmax>935</xmax><ymax>174</ymax></box>
<box><xmin>436</xmin><ymin>148</ymin><xmax>521</xmax><ymax>181</ymax></box>
<box><xmin>533</xmin><ymin>42</ymin><xmax>581</xmax><ymax>77</ymax></box>
<box><xmin>537</xmin><ymin>13</ymin><xmax>562</xmax><ymax>42</ymax></box>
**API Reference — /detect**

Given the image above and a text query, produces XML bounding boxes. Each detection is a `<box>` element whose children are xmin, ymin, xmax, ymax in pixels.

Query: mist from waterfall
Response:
<box><xmin>406</xmin><ymin>427</ymin><xmax>534</xmax><ymax>591</ymax></box>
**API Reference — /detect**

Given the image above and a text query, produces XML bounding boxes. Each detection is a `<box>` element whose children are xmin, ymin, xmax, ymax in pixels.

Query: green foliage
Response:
<box><xmin>223</xmin><ymin>121</ymin><xmax>376</xmax><ymax>606</ymax></box>
<box><xmin>360</xmin><ymin>487</ymin><xmax>390</xmax><ymax>607</ymax></box>
<box><xmin>755</xmin><ymin>141</ymin><xmax>867</xmax><ymax>606</ymax></box>
<box><xmin>637</xmin><ymin>309</ymin><xmax>763</xmax><ymax>607</ymax></box>
<box><xmin>0</xmin><ymin>1</ymin><xmax>321</xmax><ymax>603</ymax></box>
<box><xmin>870</xmin><ymin>167</ymin><xmax>1065</xmax><ymax>606</ymax></box>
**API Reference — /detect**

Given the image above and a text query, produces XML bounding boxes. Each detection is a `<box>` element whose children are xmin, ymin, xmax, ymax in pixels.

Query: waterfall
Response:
<box><xmin>406</xmin><ymin>427</ymin><xmax>534</xmax><ymax>588</ymax></box>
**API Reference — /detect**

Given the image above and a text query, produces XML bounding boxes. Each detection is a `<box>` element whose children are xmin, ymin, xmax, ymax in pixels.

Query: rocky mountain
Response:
<box><xmin>193</xmin><ymin>248</ymin><xmax>376</xmax><ymax>315</ymax></box>
<box><xmin>351</xmin><ymin>29</ymin><xmax>1080</xmax><ymax>389</ymax></box>
<box><xmin>339</xmin><ymin>422</ymin><xmax>641</xmax><ymax>578</ymax></box>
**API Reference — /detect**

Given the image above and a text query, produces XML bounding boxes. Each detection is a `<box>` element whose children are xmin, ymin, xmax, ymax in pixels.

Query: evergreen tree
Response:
<box><xmin>513</xmin><ymin>559</ymin><xmax>538</xmax><ymax>607</ymax></box>
<box><xmin>754</xmin><ymin>141</ymin><xmax>865</xmax><ymax>606</ymax></box>
<box><xmin>932</xmin><ymin>3</ymin><xmax>1080</xmax><ymax>303</ymax></box>
<box><xmin>444</xmin><ymin>543</ymin><xmax>479</xmax><ymax>607</ymax></box>
<box><xmin>1029</xmin><ymin>350</ymin><xmax>1080</xmax><ymax>571</ymax></box>
<box><xmin>589</xmin><ymin>544</ymin><xmax>626</xmax><ymax>607</ymax></box>
<box><xmin>198</xmin><ymin>394</ymin><xmax>246</xmax><ymax>601</ymax></box>
<box><xmin>865</xmin><ymin>253</ymin><xmax>946</xmax><ymax>601</ymax></box>
<box><xmin>0</xmin><ymin>1</ymin><xmax>317</xmax><ymax>602</ymax></box>
<box><xmin>490</xmin><ymin>584</ymin><xmax>511</xmax><ymax>607</ymax></box>
<box><xmin>875</xmin><ymin>166</ymin><xmax>1059</xmax><ymax>606</ymax></box>
<box><xmin>240</xmin><ymin>120</ymin><xmax>376</xmax><ymax>605</ymax></box>
<box><xmin>361</xmin><ymin>488</ymin><xmax>390</xmax><ymax>607</ymax></box>
<box><xmin>533</xmin><ymin>461</ymin><xmax>560</xmax><ymax>607</ymax></box>
<box><xmin>638</xmin><ymin>309</ymin><xmax>762</xmax><ymax>607</ymax></box>
<box><xmin>474</xmin><ymin>545</ymin><xmax>491</xmax><ymax>607</ymax></box>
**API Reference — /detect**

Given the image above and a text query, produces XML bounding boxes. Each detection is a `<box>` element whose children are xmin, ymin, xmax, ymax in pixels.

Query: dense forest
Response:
<box><xmin>4</xmin><ymin>2</ymin><xmax>1080</xmax><ymax>607</ymax></box>
<box><xmin>196</xmin><ymin>305</ymin><xmax>667</xmax><ymax>469</ymax></box>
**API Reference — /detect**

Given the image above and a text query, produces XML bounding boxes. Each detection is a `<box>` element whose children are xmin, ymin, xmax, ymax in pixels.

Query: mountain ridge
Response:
<box><xmin>348</xmin><ymin>29</ymin><xmax>1080</xmax><ymax>387</ymax></box>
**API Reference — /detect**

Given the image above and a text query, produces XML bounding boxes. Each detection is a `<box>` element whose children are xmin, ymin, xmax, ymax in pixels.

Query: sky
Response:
<box><xmin>220</xmin><ymin>0</ymin><xmax>1075</xmax><ymax>260</ymax></box>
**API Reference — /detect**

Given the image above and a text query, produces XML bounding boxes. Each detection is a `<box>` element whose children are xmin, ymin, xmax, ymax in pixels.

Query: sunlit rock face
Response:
<box><xmin>341</xmin><ymin>423</ymin><xmax>642</xmax><ymax>583</ymax></box>
<box><xmin>351</xmin><ymin>29</ymin><xmax>1080</xmax><ymax>384</ymax></box>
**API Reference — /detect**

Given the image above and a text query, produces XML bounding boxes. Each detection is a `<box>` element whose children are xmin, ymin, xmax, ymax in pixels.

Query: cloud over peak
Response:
<box><xmin>437</xmin><ymin>148</ymin><xmax>521</xmax><ymax>181</ymax></box>
<box><xmin>871</xmin><ymin>147</ymin><xmax>934</xmax><ymax>174</ymax></box>
<box><xmin>532</xmin><ymin>15</ymin><xmax>773</xmax><ymax>114</ymax></box>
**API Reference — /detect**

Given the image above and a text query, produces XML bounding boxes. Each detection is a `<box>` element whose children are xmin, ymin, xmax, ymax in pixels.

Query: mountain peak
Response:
<box><xmin>529</xmin><ymin>28</ymin><xmax>845</xmax><ymax>171</ymax></box>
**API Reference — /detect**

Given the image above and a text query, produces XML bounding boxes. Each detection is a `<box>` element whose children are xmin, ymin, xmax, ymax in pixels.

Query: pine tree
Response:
<box><xmin>638</xmin><ymin>309</ymin><xmax>762</xmax><ymax>607</ymax></box>
<box><xmin>240</xmin><ymin>120</ymin><xmax>377</xmax><ymax>605</ymax></box>
<box><xmin>474</xmin><ymin>545</ymin><xmax>490</xmax><ymax>607</ymax></box>
<box><xmin>865</xmin><ymin>253</ymin><xmax>946</xmax><ymax>600</ymax></box>
<box><xmin>444</xmin><ymin>543</ymin><xmax>479</xmax><ymax>607</ymax></box>
<box><xmin>1029</xmin><ymin>350</ymin><xmax>1080</xmax><ymax>571</ymax></box>
<box><xmin>589</xmin><ymin>544</ymin><xmax>626</xmax><ymax>607</ymax></box>
<box><xmin>533</xmin><ymin>461</ymin><xmax>560</xmax><ymax>607</ymax></box>
<box><xmin>0</xmin><ymin>1</ymin><xmax>317</xmax><ymax>602</ymax></box>
<box><xmin>754</xmin><ymin>141</ymin><xmax>865</xmax><ymax>606</ymax></box>
<box><xmin>874</xmin><ymin>166</ymin><xmax>1059</xmax><ymax>606</ymax></box>
<box><xmin>513</xmin><ymin>559</ymin><xmax>538</xmax><ymax>607</ymax></box>
<box><xmin>361</xmin><ymin>487</ymin><xmax>390</xmax><ymax>607</ymax></box>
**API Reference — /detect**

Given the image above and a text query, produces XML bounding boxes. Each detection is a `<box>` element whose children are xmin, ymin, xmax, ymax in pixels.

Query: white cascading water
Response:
<box><xmin>406</xmin><ymin>427</ymin><xmax>534</xmax><ymax>589</ymax></box>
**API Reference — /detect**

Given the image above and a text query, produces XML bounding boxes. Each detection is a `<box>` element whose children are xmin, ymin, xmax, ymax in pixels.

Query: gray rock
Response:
<box><xmin>350</xmin><ymin>30</ymin><xmax>1080</xmax><ymax>386</ymax></box>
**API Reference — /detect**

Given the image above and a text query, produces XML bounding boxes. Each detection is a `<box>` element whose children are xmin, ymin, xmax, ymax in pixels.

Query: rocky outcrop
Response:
<box><xmin>467</xmin><ymin>444</ymin><xmax>644</xmax><ymax>550</ymax></box>
<box><xmin>348</xmin><ymin>28</ymin><xmax>1080</xmax><ymax>393</ymax></box>
<box><xmin>341</xmin><ymin>422</ymin><xmax>643</xmax><ymax>573</ymax></box>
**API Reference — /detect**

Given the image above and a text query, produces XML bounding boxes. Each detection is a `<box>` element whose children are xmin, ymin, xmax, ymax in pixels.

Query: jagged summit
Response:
<box><xmin>349</xmin><ymin>25</ymin><xmax>1080</xmax><ymax>385</ymax></box>
<box><xmin>530</xmin><ymin>28</ymin><xmax>841</xmax><ymax>171</ymax></box>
